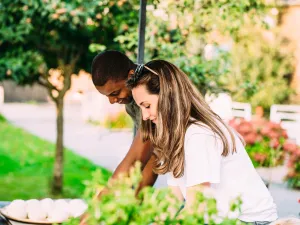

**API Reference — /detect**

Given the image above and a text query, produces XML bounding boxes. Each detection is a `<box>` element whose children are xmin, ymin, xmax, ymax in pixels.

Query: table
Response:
<box><xmin>0</xmin><ymin>202</ymin><xmax>10</xmax><ymax>225</ymax></box>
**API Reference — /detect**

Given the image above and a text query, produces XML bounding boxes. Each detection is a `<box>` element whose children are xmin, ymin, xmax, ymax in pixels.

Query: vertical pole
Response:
<box><xmin>135</xmin><ymin>0</ymin><xmax>147</xmax><ymax>136</ymax></box>
<box><xmin>137</xmin><ymin>0</ymin><xmax>147</xmax><ymax>64</ymax></box>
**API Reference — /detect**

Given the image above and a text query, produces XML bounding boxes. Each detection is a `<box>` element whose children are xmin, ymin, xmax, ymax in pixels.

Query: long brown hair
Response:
<box><xmin>127</xmin><ymin>60</ymin><xmax>237</xmax><ymax>178</ymax></box>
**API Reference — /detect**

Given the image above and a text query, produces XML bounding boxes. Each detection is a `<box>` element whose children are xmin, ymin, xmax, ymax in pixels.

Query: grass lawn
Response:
<box><xmin>0</xmin><ymin>114</ymin><xmax>111</xmax><ymax>201</ymax></box>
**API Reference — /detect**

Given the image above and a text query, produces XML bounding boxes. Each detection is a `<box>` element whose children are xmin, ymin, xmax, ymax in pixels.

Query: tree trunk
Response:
<box><xmin>46</xmin><ymin>57</ymin><xmax>77</xmax><ymax>195</ymax></box>
<box><xmin>51</xmin><ymin>97</ymin><xmax>64</xmax><ymax>194</ymax></box>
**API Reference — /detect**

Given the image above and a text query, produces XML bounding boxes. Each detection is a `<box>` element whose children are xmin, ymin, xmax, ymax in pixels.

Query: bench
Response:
<box><xmin>232</xmin><ymin>102</ymin><xmax>252</xmax><ymax>121</ymax></box>
<box><xmin>270</xmin><ymin>104</ymin><xmax>300</xmax><ymax>145</ymax></box>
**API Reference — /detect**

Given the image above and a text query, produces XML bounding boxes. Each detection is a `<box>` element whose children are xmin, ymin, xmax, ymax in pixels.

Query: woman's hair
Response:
<box><xmin>127</xmin><ymin>60</ymin><xmax>238</xmax><ymax>178</ymax></box>
<box><xmin>270</xmin><ymin>217</ymin><xmax>300</xmax><ymax>225</ymax></box>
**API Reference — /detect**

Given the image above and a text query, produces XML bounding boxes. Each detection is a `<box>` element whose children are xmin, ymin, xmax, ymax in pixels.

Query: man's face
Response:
<box><xmin>95</xmin><ymin>79</ymin><xmax>133</xmax><ymax>104</ymax></box>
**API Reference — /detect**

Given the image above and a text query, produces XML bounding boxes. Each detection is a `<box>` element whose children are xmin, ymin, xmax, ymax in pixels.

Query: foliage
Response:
<box><xmin>104</xmin><ymin>111</ymin><xmax>134</xmax><ymax>130</ymax></box>
<box><xmin>283</xmin><ymin>141</ymin><xmax>300</xmax><ymax>189</ymax></box>
<box><xmin>0</xmin><ymin>0</ymin><xmax>138</xmax><ymax>87</ymax></box>
<box><xmin>0</xmin><ymin>114</ymin><xmax>6</xmax><ymax>122</ymax></box>
<box><xmin>116</xmin><ymin>0</ymin><xmax>268</xmax><ymax>95</ymax></box>
<box><xmin>229</xmin><ymin>118</ymin><xmax>288</xmax><ymax>167</ymax></box>
<box><xmin>65</xmin><ymin>162</ymin><xmax>245</xmax><ymax>225</ymax></box>
<box><xmin>0</xmin><ymin>119</ymin><xmax>111</xmax><ymax>200</ymax></box>
<box><xmin>227</xmin><ymin>26</ymin><xmax>295</xmax><ymax>113</ymax></box>
<box><xmin>0</xmin><ymin>0</ymin><xmax>138</xmax><ymax>193</ymax></box>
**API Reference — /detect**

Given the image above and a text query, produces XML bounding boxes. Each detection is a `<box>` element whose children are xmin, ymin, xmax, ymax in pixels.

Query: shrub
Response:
<box><xmin>229</xmin><ymin>118</ymin><xmax>288</xmax><ymax>168</ymax></box>
<box><xmin>228</xmin><ymin>26</ymin><xmax>295</xmax><ymax>114</ymax></box>
<box><xmin>103</xmin><ymin>111</ymin><xmax>133</xmax><ymax>130</ymax></box>
<box><xmin>0</xmin><ymin>114</ymin><xmax>7</xmax><ymax>122</ymax></box>
<box><xmin>284</xmin><ymin>141</ymin><xmax>300</xmax><ymax>189</ymax></box>
<box><xmin>65</xmin><ymin>163</ymin><xmax>245</xmax><ymax>225</ymax></box>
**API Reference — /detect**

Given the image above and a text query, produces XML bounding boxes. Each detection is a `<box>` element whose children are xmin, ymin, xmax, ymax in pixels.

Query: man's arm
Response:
<box><xmin>97</xmin><ymin>129</ymin><xmax>157</xmax><ymax>198</ymax></box>
<box><xmin>81</xmin><ymin>130</ymin><xmax>158</xmax><ymax>225</ymax></box>
<box><xmin>112</xmin><ymin>129</ymin><xmax>152</xmax><ymax>178</ymax></box>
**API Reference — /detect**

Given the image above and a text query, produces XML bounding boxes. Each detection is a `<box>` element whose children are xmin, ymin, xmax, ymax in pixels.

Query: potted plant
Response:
<box><xmin>229</xmin><ymin>118</ymin><xmax>288</xmax><ymax>186</ymax></box>
<box><xmin>283</xmin><ymin>141</ymin><xmax>300</xmax><ymax>189</ymax></box>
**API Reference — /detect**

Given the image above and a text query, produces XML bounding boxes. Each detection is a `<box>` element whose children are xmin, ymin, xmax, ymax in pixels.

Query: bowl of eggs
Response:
<box><xmin>0</xmin><ymin>198</ymin><xmax>87</xmax><ymax>224</ymax></box>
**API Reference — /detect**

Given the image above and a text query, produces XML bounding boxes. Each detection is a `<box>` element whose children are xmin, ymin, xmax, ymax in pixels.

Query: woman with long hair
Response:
<box><xmin>127</xmin><ymin>60</ymin><xmax>278</xmax><ymax>224</ymax></box>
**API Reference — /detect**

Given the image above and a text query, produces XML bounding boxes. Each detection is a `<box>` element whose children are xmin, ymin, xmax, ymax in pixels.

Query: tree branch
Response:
<box><xmin>38</xmin><ymin>78</ymin><xmax>59</xmax><ymax>92</ymax></box>
<box><xmin>38</xmin><ymin>76</ymin><xmax>58</xmax><ymax>103</ymax></box>
<box><xmin>57</xmin><ymin>51</ymin><xmax>81</xmax><ymax>98</ymax></box>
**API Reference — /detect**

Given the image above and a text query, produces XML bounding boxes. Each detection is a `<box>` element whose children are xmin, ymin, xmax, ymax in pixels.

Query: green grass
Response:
<box><xmin>0</xmin><ymin>116</ymin><xmax>111</xmax><ymax>201</ymax></box>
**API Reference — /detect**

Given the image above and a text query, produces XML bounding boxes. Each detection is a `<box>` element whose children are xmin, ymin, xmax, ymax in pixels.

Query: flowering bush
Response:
<box><xmin>104</xmin><ymin>111</ymin><xmax>134</xmax><ymax>130</ymax></box>
<box><xmin>284</xmin><ymin>141</ymin><xmax>300</xmax><ymax>189</ymax></box>
<box><xmin>65</xmin><ymin>163</ymin><xmax>245</xmax><ymax>225</ymax></box>
<box><xmin>229</xmin><ymin>118</ymin><xmax>288</xmax><ymax>168</ymax></box>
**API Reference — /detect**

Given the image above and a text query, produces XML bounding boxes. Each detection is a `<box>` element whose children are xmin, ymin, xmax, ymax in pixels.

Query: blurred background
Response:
<box><xmin>0</xmin><ymin>0</ymin><xmax>299</xmax><ymax>220</ymax></box>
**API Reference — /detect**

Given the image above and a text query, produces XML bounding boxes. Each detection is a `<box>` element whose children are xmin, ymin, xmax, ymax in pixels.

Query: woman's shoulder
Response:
<box><xmin>185</xmin><ymin>122</ymin><xmax>216</xmax><ymax>141</ymax></box>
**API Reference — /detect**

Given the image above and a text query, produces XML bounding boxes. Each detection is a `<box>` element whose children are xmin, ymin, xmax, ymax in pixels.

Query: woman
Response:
<box><xmin>127</xmin><ymin>60</ymin><xmax>278</xmax><ymax>224</ymax></box>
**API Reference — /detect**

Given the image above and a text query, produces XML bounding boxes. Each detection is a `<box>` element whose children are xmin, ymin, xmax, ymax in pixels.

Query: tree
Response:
<box><xmin>0</xmin><ymin>0</ymin><xmax>138</xmax><ymax>194</ymax></box>
<box><xmin>116</xmin><ymin>0</ymin><xmax>268</xmax><ymax>95</ymax></box>
<box><xmin>227</xmin><ymin>26</ymin><xmax>295</xmax><ymax>113</ymax></box>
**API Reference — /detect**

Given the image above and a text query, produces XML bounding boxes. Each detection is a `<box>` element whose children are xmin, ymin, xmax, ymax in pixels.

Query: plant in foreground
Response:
<box><xmin>65</xmin><ymin>162</ymin><xmax>246</xmax><ymax>225</ymax></box>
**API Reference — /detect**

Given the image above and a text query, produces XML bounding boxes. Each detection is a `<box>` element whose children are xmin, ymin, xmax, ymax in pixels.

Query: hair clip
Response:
<box><xmin>131</xmin><ymin>64</ymin><xmax>158</xmax><ymax>83</ymax></box>
<box><xmin>134</xmin><ymin>64</ymin><xmax>144</xmax><ymax>76</ymax></box>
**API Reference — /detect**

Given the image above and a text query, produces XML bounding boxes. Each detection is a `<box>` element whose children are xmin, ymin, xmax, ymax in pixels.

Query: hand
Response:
<box><xmin>79</xmin><ymin>213</ymin><xmax>89</xmax><ymax>225</ymax></box>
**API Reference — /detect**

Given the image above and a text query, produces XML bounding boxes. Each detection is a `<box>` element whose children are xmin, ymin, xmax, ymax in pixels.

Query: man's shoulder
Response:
<box><xmin>125</xmin><ymin>100</ymin><xmax>139</xmax><ymax>115</ymax></box>
<box><xmin>125</xmin><ymin>100</ymin><xmax>140</xmax><ymax>128</ymax></box>
<box><xmin>125</xmin><ymin>100</ymin><xmax>138</xmax><ymax>110</ymax></box>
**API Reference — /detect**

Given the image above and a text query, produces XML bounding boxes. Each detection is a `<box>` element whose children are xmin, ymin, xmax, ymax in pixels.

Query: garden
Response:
<box><xmin>0</xmin><ymin>0</ymin><xmax>300</xmax><ymax>224</ymax></box>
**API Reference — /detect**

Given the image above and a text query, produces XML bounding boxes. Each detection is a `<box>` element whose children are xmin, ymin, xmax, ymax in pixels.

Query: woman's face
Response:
<box><xmin>132</xmin><ymin>84</ymin><xmax>159</xmax><ymax>124</ymax></box>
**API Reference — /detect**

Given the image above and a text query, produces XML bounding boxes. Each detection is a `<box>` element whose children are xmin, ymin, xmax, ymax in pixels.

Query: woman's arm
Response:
<box><xmin>167</xmin><ymin>186</ymin><xmax>184</xmax><ymax>218</ymax></box>
<box><xmin>181</xmin><ymin>182</ymin><xmax>211</xmax><ymax>215</ymax></box>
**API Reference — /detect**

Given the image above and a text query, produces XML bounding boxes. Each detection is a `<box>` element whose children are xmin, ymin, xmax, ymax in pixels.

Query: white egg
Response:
<box><xmin>53</xmin><ymin>199</ymin><xmax>70</xmax><ymax>215</ymax></box>
<box><xmin>68</xmin><ymin>199</ymin><xmax>88</xmax><ymax>217</ymax></box>
<box><xmin>26</xmin><ymin>199</ymin><xmax>40</xmax><ymax>209</ymax></box>
<box><xmin>40</xmin><ymin>198</ymin><xmax>54</xmax><ymax>213</ymax></box>
<box><xmin>10</xmin><ymin>199</ymin><xmax>26</xmax><ymax>208</ymax></box>
<box><xmin>6</xmin><ymin>203</ymin><xmax>27</xmax><ymax>219</ymax></box>
<box><xmin>47</xmin><ymin>208</ymin><xmax>69</xmax><ymax>222</ymax></box>
<box><xmin>27</xmin><ymin>207</ymin><xmax>47</xmax><ymax>221</ymax></box>
<box><xmin>54</xmin><ymin>199</ymin><xmax>69</xmax><ymax>210</ymax></box>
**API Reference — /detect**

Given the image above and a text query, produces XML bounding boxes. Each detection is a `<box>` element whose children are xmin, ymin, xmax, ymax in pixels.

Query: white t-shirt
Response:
<box><xmin>167</xmin><ymin>123</ymin><xmax>278</xmax><ymax>222</ymax></box>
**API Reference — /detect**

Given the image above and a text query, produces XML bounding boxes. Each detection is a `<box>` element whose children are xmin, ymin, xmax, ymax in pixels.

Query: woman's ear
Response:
<box><xmin>127</xmin><ymin>69</ymin><xmax>135</xmax><ymax>79</ymax></box>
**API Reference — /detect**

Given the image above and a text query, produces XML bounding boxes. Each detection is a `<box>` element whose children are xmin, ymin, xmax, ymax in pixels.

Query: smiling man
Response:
<box><xmin>91</xmin><ymin>50</ymin><xmax>157</xmax><ymax>193</ymax></box>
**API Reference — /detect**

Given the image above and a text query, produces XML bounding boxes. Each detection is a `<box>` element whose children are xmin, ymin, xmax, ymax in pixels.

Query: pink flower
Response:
<box><xmin>281</xmin><ymin>130</ymin><xmax>288</xmax><ymax>139</ymax></box>
<box><xmin>270</xmin><ymin>139</ymin><xmax>280</xmax><ymax>148</ymax></box>
<box><xmin>289</xmin><ymin>155</ymin><xmax>299</xmax><ymax>162</ymax></box>
<box><xmin>229</xmin><ymin>119</ymin><xmax>240</xmax><ymax>129</ymax></box>
<box><xmin>244</xmin><ymin>133</ymin><xmax>257</xmax><ymax>145</ymax></box>
<box><xmin>238</xmin><ymin>122</ymin><xmax>253</xmax><ymax>135</ymax></box>
<box><xmin>261</xmin><ymin>126</ymin><xmax>271</xmax><ymax>136</ymax></box>
<box><xmin>287</xmin><ymin>170</ymin><xmax>296</xmax><ymax>178</ymax></box>
<box><xmin>269</xmin><ymin>122</ymin><xmax>282</xmax><ymax>130</ymax></box>
<box><xmin>256</xmin><ymin>135</ymin><xmax>263</xmax><ymax>142</ymax></box>
<box><xmin>253</xmin><ymin>153</ymin><xmax>267</xmax><ymax>163</ymax></box>
<box><xmin>268</xmin><ymin>131</ymin><xmax>280</xmax><ymax>139</ymax></box>
<box><xmin>252</xmin><ymin>118</ymin><xmax>267</xmax><ymax>127</ymax></box>
<box><xmin>283</xmin><ymin>141</ymin><xmax>298</xmax><ymax>153</ymax></box>
<box><xmin>287</xmin><ymin>160</ymin><xmax>294</xmax><ymax>168</ymax></box>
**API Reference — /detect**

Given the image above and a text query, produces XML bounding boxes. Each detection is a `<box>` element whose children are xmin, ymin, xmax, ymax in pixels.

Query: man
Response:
<box><xmin>91</xmin><ymin>50</ymin><xmax>158</xmax><ymax>193</ymax></box>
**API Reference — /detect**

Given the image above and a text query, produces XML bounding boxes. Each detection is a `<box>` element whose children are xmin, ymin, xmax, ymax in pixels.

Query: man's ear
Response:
<box><xmin>127</xmin><ymin>69</ymin><xmax>135</xmax><ymax>79</ymax></box>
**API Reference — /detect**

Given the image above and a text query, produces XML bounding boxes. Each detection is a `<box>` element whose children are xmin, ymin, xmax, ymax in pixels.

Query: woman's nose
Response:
<box><xmin>142</xmin><ymin>110</ymin><xmax>150</xmax><ymax>121</ymax></box>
